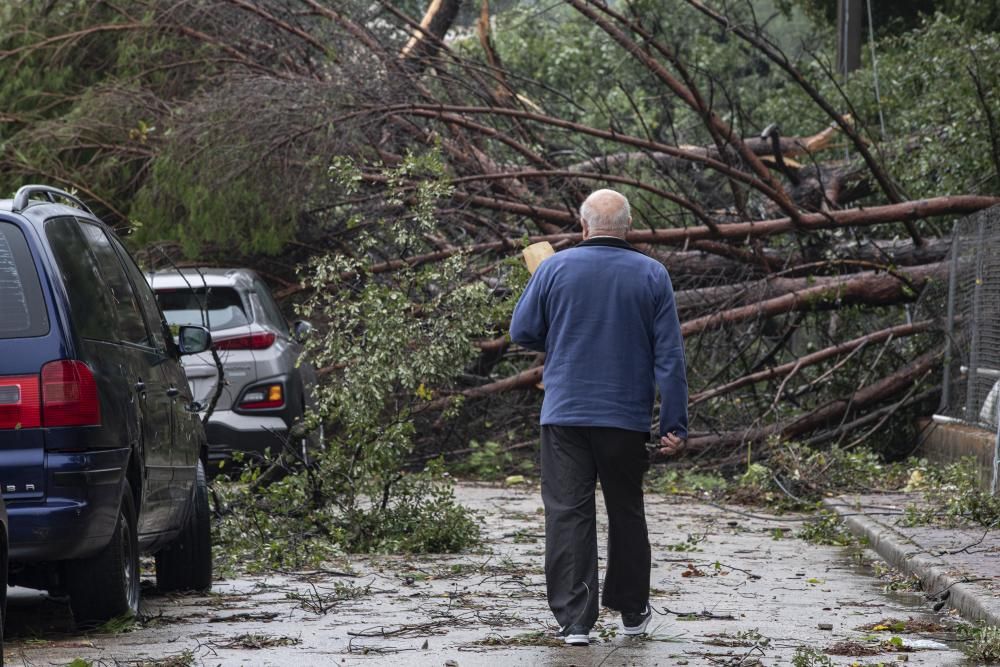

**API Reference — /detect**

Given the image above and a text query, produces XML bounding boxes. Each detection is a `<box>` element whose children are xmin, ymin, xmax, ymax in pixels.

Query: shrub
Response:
<box><xmin>211</xmin><ymin>152</ymin><xmax>503</xmax><ymax>570</ymax></box>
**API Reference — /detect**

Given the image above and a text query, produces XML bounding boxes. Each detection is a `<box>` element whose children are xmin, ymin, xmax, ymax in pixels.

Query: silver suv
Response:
<box><xmin>146</xmin><ymin>268</ymin><xmax>318</xmax><ymax>468</ymax></box>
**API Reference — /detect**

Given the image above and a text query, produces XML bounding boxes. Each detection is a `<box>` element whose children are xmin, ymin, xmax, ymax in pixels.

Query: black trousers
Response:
<box><xmin>540</xmin><ymin>425</ymin><xmax>651</xmax><ymax>629</ymax></box>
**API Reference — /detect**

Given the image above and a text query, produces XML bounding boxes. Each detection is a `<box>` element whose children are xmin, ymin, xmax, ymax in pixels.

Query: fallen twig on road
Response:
<box><xmin>652</xmin><ymin>605</ymin><xmax>737</xmax><ymax>621</ymax></box>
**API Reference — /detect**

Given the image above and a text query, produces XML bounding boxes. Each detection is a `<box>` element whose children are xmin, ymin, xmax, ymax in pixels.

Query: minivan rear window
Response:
<box><xmin>156</xmin><ymin>288</ymin><xmax>250</xmax><ymax>331</ymax></box>
<box><xmin>0</xmin><ymin>222</ymin><xmax>49</xmax><ymax>339</ymax></box>
<box><xmin>44</xmin><ymin>217</ymin><xmax>117</xmax><ymax>342</ymax></box>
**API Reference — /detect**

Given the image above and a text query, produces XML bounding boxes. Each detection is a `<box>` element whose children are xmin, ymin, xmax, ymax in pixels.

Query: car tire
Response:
<box><xmin>1</xmin><ymin>563</ymin><xmax>5</xmax><ymax>667</ymax></box>
<box><xmin>1</xmin><ymin>534</ymin><xmax>7</xmax><ymax>665</ymax></box>
<box><xmin>67</xmin><ymin>481</ymin><xmax>140</xmax><ymax>626</ymax></box>
<box><xmin>155</xmin><ymin>460</ymin><xmax>212</xmax><ymax>593</ymax></box>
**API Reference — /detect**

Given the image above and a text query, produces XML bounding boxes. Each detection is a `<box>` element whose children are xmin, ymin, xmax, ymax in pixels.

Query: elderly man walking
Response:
<box><xmin>510</xmin><ymin>189</ymin><xmax>688</xmax><ymax>646</ymax></box>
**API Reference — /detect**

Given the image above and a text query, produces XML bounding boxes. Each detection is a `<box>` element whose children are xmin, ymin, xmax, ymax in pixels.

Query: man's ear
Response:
<box><xmin>581</xmin><ymin>220</ymin><xmax>589</xmax><ymax>240</ymax></box>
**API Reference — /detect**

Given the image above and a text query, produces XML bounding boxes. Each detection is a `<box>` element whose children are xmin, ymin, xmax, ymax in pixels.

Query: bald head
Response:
<box><xmin>580</xmin><ymin>189</ymin><xmax>631</xmax><ymax>239</ymax></box>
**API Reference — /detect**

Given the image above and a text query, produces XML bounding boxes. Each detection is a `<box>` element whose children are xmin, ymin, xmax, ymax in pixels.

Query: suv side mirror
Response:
<box><xmin>291</xmin><ymin>320</ymin><xmax>313</xmax><ymax>343</ymax></box>
<box><xmin>178</xmin><ymin>325</ymin><xmax>212</xmax><ymax>355</ymax></box>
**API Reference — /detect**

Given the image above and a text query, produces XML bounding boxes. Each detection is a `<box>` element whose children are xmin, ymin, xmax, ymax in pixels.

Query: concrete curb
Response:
<box><xmin>823</xmin><ymin>498</ymin><xmax>1000</xmax><ymax>627</ymax></box>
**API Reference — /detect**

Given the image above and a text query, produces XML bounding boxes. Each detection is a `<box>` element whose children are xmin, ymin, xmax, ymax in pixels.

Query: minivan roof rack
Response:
<box><xmin>12</xmin><ymin>185</ymin><xmax>95</xmax><ymax>216</ymax></box>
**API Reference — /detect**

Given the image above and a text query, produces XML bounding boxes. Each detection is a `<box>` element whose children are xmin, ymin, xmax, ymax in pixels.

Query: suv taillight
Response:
<box><xmin>41</xmin><ymin>360</ymin><xmax>101</xmax><ymax>427</ymax></box>
<box><xmin>0</xmin><ymin>375</ymin><xmax>41</xmax><ymax>429</ymax></box>
<box><xmin>239</xmin><ymin>383</ymin><xmax>284</xmax><ymax>410</ymax></box>
<box><xmin>214</xmin><ymin>332</ymin><xmax>276</xmax><ymax>351</ymax></box>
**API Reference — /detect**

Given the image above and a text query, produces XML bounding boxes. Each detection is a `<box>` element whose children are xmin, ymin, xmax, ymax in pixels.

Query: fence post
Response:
<box><xmin>994</xmin><ymin>400</ymin><xmax>1000</xmax><ymax>495</ymax></box>
<box><xmin>941</xmin><ymin>221</ymin><xmax>961</xmax><ymax>413</ymax></box>
<box><xmin>965</xmin><ymin>217</ymin><xmax>986</xmax><ymax>421</ymax></box>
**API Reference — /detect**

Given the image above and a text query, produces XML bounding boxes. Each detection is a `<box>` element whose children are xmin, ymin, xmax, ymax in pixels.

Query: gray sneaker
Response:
<box><xmin>622</xmin><ymin>605</ymin><xmax>652</xmax><ymax>635</ymax></box>
<box><xmin>560</xmin><ymin>623</ymin><xmax>591</xmax><ymax>646</ymax></box>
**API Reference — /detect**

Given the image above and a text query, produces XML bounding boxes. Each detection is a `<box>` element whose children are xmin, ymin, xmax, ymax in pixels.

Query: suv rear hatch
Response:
<box><xmin>155</xmin><ymin>286</ymin><xmax>260</xmax><ymax>409</ymax></box>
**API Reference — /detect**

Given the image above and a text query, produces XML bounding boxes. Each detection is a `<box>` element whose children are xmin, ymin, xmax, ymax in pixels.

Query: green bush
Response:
<box><xmin>343</xmin><ymin>469</ymin><xmax>481</xmax><ymax>553</ymax></box>
<box><xmin>211</xmin><ymin>153</ymin><xmax>501</xmax><ymax>571</ymax></box>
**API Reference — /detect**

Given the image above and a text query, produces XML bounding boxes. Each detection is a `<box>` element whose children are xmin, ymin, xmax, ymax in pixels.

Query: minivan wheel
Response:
<box><xmin>155</xmin><ymin>460</ymin><xmax>212</xmax><ymax>593</ymax></box>
<box><xmin>67</xmin><ymin>482</ymin><xmax>139</xmax><ymax>627</ymax></box>
<box><xmin>1</xmin><ymin>560</ymin><xmax>5</xmax><ymax>667</ymax></box>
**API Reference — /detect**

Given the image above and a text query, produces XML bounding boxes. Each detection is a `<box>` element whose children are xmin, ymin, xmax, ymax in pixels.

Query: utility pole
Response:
<box><xmin>837</xmin><ymin>0</ymin><xmax>862</xmax><ymax>75</ymax></box>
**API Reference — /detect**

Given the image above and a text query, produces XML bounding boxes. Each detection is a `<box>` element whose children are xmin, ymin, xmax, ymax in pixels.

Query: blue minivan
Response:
<box><xmin>0</xmin><ymin>185</ymin><xmax>213</xmax><ymax>625</ymax></box>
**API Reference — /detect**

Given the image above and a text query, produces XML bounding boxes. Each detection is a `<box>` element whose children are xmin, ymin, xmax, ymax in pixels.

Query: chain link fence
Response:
<box><xmin>930</xmin><ymin>205</ymin><xmax>1000</xmax><ymax>491</ymax></box>
<box><xmin>938</xmin><ymin>206</ymin><xmax>1000</xmax><ymax>427</ymax></box>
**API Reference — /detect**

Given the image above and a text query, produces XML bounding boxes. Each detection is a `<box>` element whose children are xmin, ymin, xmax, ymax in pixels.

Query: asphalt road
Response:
<box><xmin>5</xmin><ymin>483</ymin><xmax>969</xmax><ymax>666</ymax></box>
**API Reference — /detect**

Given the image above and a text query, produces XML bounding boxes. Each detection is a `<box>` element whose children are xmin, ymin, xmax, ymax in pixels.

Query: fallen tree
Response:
<box><xmin>685</xmin><ymin>349</ymin><xmax>942</xmax><ymax>452</ymax></box>
<box><xmin>3</xmin><ymin>0</ymin><xmax>996</xmax><ymax>468</ymax></box>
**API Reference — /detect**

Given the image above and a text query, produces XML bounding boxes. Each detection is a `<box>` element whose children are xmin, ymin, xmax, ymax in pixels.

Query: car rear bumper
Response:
<box><xmin>203</xmin><ymin>410</ymin><xmax>289</xmax><ymax>463</ymax></box>
<box><xmin>8</xmin><ymin>448</ymin><xmax>128</xmax><ymax>562</ymax></box>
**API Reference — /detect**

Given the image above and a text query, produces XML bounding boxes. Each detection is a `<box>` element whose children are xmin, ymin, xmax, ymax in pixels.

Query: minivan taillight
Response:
<box><xmin>214</xmin><ymin>332</ymin><xmax>276</xmax><ymax>350</ymax></box>
<box><xmin>0</xmin><ymin>375</ymin><xmax>41</xmax><ymax>429</ymax></box>
<box><xmin>41</xmin><ymin>360</ymin><xmax>101</xmax><ymax>427</ymax></box>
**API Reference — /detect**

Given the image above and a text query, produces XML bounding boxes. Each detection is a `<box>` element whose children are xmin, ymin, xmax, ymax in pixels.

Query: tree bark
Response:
<box><xmin>275</xmin><ymin>198</ymin><xmax>993</xmax><ymax>300</ymax></box>
<box><xmin>649</xmin><ymin>237</ymin><xmax>952</xmax><ymax>281</ymax></box>
<box><xmin>685</xmin><ymin>349</ymin><xmax>941</xmax><ymax>451</ymax></box>
<box><xmin>680</xmin><ymin>262</ymin><xmax>944</xmax><ymax>338</ymax></box>
<box><xmin>689</xmin><ymin>320</ymin><xmax>932</xmax><ymax>405</ymax></box>
<box><xmin>399</xmin><ymin>0</ymin><xmax>463</xmax><ymax>67</ymax></box>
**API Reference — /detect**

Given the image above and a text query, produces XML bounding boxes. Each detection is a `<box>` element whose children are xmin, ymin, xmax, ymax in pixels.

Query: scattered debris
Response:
<box><xmin>116</xmin><ymin>651</ymin><xmax>197</xmax><ymax>667</ymax></box>
<box><xmin>208</xmin><ymin>611</ymin><xmax>280</xmax><ymax>623</ymax></box>
<box><xmin>285</xmin><ymin>580</ymin><xmax>374</xmax><ymax>615</ymax></box>
<box><xmin>5</xmin><ymin>485</ymin><xmax>968</xmax><ymax>664</ymax></box>
<box><xmin>472</xmin><ymin>631</ymin><xmax>563</xmax><ymax>648</ymax></box>
<box><xmin>859</xmin><ymin>617</ymin><xmax>949</xmax><ymax>633</ymax></box>
<box><xmin>681</xmin><ymin>563</ymin><xmax>706</xmax><ymax>578</ymax></box>
<box><xmin>704</xmin><ymin>629</ymin><xmax>771</xmax><ymax>648</ymax></box>
<box><xmin>825</xmin><ymin>640</ymin><xmax>883</xmax><ymax>656</ymax></box>
<box><xmin>211</xmin><ymin>633</ymin><xmax>302</xmax><ymax>649</ymax></box>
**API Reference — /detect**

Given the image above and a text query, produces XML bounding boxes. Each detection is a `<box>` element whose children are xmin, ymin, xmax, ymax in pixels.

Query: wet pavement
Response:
<box><xmin>6</xmin><ymin>484</ymin><xmax>970</xmax><ymax>666</ymax></box>
<box><xmin>829</xmin><ymin>492</ymin><xmax>1000</xmax><ymax>627</ymax></box>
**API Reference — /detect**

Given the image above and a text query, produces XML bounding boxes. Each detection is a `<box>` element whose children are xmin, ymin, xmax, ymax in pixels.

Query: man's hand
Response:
<box><xmin>657</xmin><ymin>432</ymin><xmax>686</xmax><ymax>458</ymax></box>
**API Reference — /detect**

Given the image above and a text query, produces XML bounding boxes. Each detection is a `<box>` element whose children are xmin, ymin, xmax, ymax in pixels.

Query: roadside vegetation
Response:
<box><xmin>208</xmin><ymin>160</ymin><xmax>493</xmax><ymax>572</ymax></box>
<box><xmin>644</xmin><ymin>445</ymin><xmax>1000</xmax><ymax>550</ymax></box>
<box><xmin>960</xmin><ymin>624</ymin><xmax>1000</xmax><ymax>663</ymax></box>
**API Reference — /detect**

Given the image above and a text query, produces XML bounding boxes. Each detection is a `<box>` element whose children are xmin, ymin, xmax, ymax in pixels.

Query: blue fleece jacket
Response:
<box><xmin>509</xmin><ymin>238</ymin><xmax>688</xmax><ymax>437</ymax></box>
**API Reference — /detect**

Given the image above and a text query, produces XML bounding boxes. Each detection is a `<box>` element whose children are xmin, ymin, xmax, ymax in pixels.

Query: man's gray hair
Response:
<box><xmin>579</xmin><ymin>189</ymin><xmax>631</xmax><ymax>235</ymax></box>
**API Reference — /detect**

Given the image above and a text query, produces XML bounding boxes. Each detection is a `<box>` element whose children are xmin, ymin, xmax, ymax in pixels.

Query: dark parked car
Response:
<box><xmin>0</xmin><ymin>185</ymin><xmax>212</xmax><ymax>625</ymax></box>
